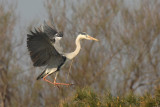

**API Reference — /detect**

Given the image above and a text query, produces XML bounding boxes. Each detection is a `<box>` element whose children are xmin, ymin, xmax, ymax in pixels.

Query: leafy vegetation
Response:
<box><xmin>61</xmin><ymin>87</ymin><xmax>160</xmax><ymax>107</ymax></box>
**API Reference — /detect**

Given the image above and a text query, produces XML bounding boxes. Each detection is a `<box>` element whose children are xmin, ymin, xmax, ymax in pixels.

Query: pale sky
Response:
<box><xmin>16</xmin><ymin>0</ymin><xmax>141</xmax><ymax>27</ymax></box>
<box><xmin>10</xmin><ymin>0</ymin><xmax>48</xmax><ymax>69</ymax></box>
<box><xmin>17</xmin><ymin>0</ymin><xmax>47</xmax><ymax>25</ymax></box>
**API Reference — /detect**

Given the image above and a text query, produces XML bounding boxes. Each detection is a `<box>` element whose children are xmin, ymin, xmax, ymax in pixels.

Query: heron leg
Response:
<box><xmin>54</xmin><ymin>72</ymin><xmax>74</xmax><ymax>86</ymax></box>
<box><xmin>43</xmin><ymin>74</ymin><xmax>55</xmax><ymax>85</ymax></box>
<box><xmin>42</xmin><ymin>72</ymin><xmax>73</xmax><ymax>88</ymax></box>
<box><xmin>42</xmin><ymin>73</ymin><xmax>60</xmax><ymax>89</ymax></box>
<box><xmin>53</xmin><ymin>72</ymin><xmax>58</xmax><ymax>83</ymax></box>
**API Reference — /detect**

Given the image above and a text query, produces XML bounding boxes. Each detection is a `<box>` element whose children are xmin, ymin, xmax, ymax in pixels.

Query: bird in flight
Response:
<box><xmin>27</xmin><ymin>21</ymin><xmax>98</xmax><ymax>87</ymax></box>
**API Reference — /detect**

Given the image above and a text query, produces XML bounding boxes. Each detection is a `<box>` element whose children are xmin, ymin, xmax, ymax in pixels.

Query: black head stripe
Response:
<box><xmin>78</xmin><ymin>32</ymin><xmax>87</xmax><ymax>35</ymax></box>
<box><xmin>58</xmin><ymin>32</ymin><xmax>63</xmax><ymax>37</ymax></box>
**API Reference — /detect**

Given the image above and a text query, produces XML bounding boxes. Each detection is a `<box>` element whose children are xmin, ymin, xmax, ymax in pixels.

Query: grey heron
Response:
<box><xmin>27</xmin><ymin>21</ymin><xmax>98</xmax><ymax>87</ymax></box>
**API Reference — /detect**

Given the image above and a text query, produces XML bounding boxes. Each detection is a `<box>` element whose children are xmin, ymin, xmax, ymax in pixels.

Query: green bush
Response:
<box><xmin>61</xmin><ymin>87</ymin><xmax>160</xmax><ymax>107</ymax></box>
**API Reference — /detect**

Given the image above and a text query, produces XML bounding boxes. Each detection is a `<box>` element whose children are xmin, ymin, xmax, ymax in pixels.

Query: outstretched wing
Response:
<box><xmin>27</xmin><ymin>29</ymin><xmax>65</xmax><ymax>67</ymax></box>
<box><xmin>42</xmin><ymin>21</ymin><xmax>63</xmax><ymax>53</ymax></box>
<box><xmin>42</xmin><ymin>21</ymin><xmax>59</xmax><ymax>40</ymax></box>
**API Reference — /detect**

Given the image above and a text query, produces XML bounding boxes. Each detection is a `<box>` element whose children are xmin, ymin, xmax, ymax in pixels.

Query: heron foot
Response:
<box><xmin>53</xmin><ymin>82</ymin><xmax>74</xmax><ymax>88</ymax></box>
<box><xmin>53</xmin><ymin>78</ymin><xmax>74</xmax><ymax>87</ymax></box>
<box><xmin>54</xmin><ymin>82</ymin><xmax>74</xmax><ymax>86</ymax></box>
<box><xmin>43</xmin><ymin>75</ymin><xmax>74</xmax><ymax>88</ymax></box>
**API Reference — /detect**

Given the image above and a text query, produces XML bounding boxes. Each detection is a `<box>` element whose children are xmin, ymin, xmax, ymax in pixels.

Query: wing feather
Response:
<box><xmin>27</xmin><ymin>29</ymin><xmax>64</xmax><ymax>67</ymax></box>
<box><xmin>43</xmin><ymin>21</ymin><xmax>58</xmax><ymax>39</ymax></box>
<box><xmin>42</xmin><ymin>21</ymin><xmax>64</xmax><ymax>53</ymax></box>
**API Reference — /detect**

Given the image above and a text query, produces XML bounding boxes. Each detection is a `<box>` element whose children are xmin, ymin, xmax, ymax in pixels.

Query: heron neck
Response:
<box><xmin>65</xmin><ymin>36</ymin><xmax>81</xmax><ymax>60</ymax></box>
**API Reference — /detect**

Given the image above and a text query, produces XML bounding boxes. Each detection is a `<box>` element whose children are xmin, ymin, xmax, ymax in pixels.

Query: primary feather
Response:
<box><xmin>27</xmin><ymin>30</ymin><xmax>59</xmax><ymax>66</ymax></box>
<box><xmin>27</xmin><ymin>22</ymin><xmax>65</xmax><ymax>68</ymax></box>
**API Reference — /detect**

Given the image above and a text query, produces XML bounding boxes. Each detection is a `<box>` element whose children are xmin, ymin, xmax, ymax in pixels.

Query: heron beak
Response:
<box><xmin>88</xmin><ymin>35</ymin><xmax>99</xmax><ymax>41</ymax></box>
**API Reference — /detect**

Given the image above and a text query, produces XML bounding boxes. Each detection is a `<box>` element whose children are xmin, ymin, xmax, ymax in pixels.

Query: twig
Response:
<box><xmin>67</xmin><ymin>59</ymin><xmax>74</xmax><ymax>80</ymax></box>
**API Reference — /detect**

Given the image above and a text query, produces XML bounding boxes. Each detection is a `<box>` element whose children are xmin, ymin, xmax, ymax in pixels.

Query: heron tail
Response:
<box><xmin>37</xmin><ymin>70</ymin><xmax>46</xmax><ymax>80</ymax></box>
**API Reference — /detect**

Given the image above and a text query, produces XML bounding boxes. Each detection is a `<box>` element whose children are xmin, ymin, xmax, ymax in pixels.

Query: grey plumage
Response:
<box><xmin>27</xmin><ymin>22</ymin><xmax>66</xmax><ymax>79</ymax></box>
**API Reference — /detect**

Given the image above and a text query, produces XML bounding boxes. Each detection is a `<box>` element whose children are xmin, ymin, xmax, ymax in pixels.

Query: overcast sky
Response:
<box><xmin>17</xmin><ymin>0</ymin><xmax>47</xmax><ymax>25</ymax></box>
<box><xmin>16</xmin><ymin>0</ymin><xmax>142</xmax><ymax>26</ymax></box>
<box><xmin>9</xmin><ymin>0</ymin><xmax>48</xmax><ymax>69</ymax></box>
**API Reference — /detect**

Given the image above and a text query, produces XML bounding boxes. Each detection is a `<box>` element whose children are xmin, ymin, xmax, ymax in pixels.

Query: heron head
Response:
<box><xmin>78</xmin><ymin>32</ymin><xmax>99</xmax><ymax>41</ymax></box>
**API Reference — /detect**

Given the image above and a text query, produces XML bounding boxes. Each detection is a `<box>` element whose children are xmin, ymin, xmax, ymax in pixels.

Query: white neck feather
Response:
<box><xmin>65</xmin><ymin>36</ymin><xmax>81</xmax><ymax>60</ymax></box>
